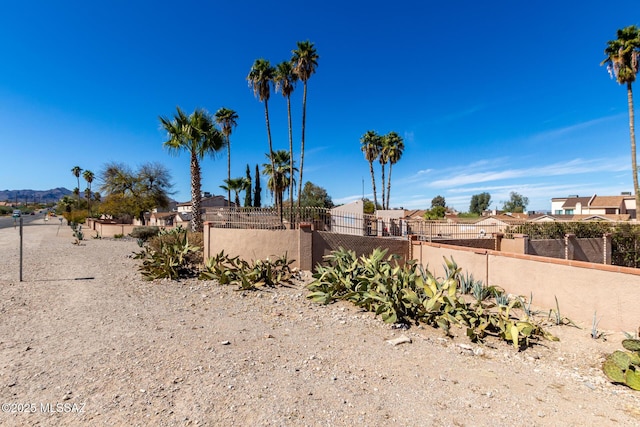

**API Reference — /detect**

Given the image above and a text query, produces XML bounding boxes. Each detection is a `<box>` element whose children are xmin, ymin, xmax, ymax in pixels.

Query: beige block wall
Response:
<box><xmin>413</xmin><ymin>241</ymin><xmax>640</xmax><ymax>331</ymax></box>
<box><xmin>203</xmin><ymin>226</ymin><xmax>301</xmax><ymax>267</ymax></box>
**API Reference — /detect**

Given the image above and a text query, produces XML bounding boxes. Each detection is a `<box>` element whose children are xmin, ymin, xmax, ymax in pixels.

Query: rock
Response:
<box><xmin>387</xmin><ymin>335</ymin><xmax>412</xmax><ymax>346</ymax></box>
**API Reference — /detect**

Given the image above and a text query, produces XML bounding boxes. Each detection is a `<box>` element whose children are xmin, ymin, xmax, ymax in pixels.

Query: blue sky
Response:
<box><xmin>1</xmin><ymin>1</ymin><xmax>639</xmax><ymax>212</ymax></box>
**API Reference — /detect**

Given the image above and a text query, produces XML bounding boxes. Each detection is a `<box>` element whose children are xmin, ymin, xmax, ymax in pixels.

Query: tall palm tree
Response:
<box><xmin>383</xmin><ymin>132</ymin><xmax>405</xmax><ymax>209</ymax></box>
<box><xmin>214</xmin><ymin>107</ymin><xmax>239</xmax><ymax>207</ymax></box>
<box><xmin>83</xmin><ymin>169</ymin><xmax>94</xmax><ymax>216</ymax></box>
<box><xmin>159</xmin><ymin>107</ymin><xmax>224</xmax><ymax>232</ymax></box>
<box><xmin>262</xmin><ymin>150</ymin><xmax>297</xmax><ymax>221</ymax></box>
<box><xmin>220</xmin><ymin>177</ymin><xmax>249</xmax><ymax>207</ymax></box>
<box><xmin>603</xmin><ymin>26</ymin><xmax>640</xmax><ymax>214</ymax></box>
<box><xmin>291</xmin><ymin>40</ymin><xmax>319</xmax><ymax>208</ymax></box>
<box><xmin>247</xmin><ymin>59</ymin><xmax>276</xmax><ymax>199</ymax></box>
<box><xmin>360</xmin><ymin>131</ymin><xmax>381</xmax><ymax>210</ymax></box>
<box><xmin>378</xmin><ymin>135</ymin><xmax>390</xmax><ymax>211</ymax></box>
<box><xmin>71</xmin><ymin>166</ymin><xmax>82</xmax><ymax>207</ymax></box>
<box><xmin>274</xmin><ymin>61</ymin><xmax>298</xmax><ymax>214</ymax></box>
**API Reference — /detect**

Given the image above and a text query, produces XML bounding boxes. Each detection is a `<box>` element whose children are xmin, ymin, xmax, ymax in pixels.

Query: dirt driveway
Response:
<box><xmin>0</xmin><ymin>220</ymin><xmax>639</xmax><ymax>426</ymax></box>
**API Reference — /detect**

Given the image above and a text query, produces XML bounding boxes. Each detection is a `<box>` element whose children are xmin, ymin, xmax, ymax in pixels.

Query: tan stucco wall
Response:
<box><xmin>413</xmin><ymin>241</ymin><xmax>640</xmax><ymax>331</ymax></box>
<box><xmin>204</xmin><ymin>226</ymin><xmax>301</xmax><ymax>267</ymax></box>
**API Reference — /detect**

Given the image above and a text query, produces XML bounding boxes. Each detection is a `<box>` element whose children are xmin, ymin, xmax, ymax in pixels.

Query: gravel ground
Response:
<box><xmin>0</xmin><ymin>220</ymin><xmax>639</xmax><ymax>426</ymax></box>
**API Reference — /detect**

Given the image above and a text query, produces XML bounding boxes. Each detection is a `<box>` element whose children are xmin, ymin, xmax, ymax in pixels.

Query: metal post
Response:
<box><xmin>19</xmin><ymin>217</ymin><xmax>23</xmax><ymax>282</ymax></box>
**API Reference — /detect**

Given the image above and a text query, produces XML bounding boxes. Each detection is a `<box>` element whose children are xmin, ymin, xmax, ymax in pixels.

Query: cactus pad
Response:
<box><xmin>622</xmin><ymin>339</ymin><xmax>640</xmax><ymax>352</ymax></box>
<box><xmin>603</xmin><ymin>358</ymin><xmax>626</xmax><ymax>383</ymax></box>
<box><xmin>625</xmin><ymin>368</ymin><xmax>640</xmax><ymax>391</ymax></box>
<box><xmin>610</xmin><ymin>350</ymin><xmax>632</xmax><ymax>370</ymax></box>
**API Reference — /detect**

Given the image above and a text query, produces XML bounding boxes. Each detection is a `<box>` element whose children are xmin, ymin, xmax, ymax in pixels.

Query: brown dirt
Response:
<box><xmin>0</xmin><ymin>220</ymin><xmax>639</xmax><ymax>426</ymax></box>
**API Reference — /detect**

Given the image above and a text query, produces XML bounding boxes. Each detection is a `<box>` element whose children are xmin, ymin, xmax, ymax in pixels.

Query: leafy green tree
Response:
<box><xmin>248</xmin><ymin>59</ymin><xmax>276</xmax><ymax>200</ymax></box>
<box><xmin>254</xmin><ymin>164</ymin><xmax>262</xmax><ymax>207</ymax></box>
<box><xmin>274</xmin><ymin>61</ymin><xmax>298</xmax><ymax>212</ymax></box>
<box><xmin>469</xmin><ymin>192</ymin><xmax>491</xmax><ymax>215</ymax></box>
<box><xmin>363</xmin><ymin>198</ymin><xmax>375</xmax><ymax>214</ymax></box>
<box><xmin>502</xmin><ymin>191</ymin><xmax>529</xmax><ymax>213</ymax></box>
<box><xmin>299</xmin><ymin>181</ymin><xmax>334</xmax><ymax>208</ymax></box>
<box><xmin>360</xmin><ymin>130</ymin><xmax>382</xmax><ymax>210</ymax></box>
<box><xmin>244</xmin><ymin>164</ymin><xmax>252</xmax><ymax>207</ymax></box>
<box><xmin>431</xmin><ymin>195</ymin><xmax>446</xmax><ymax>208</ymax></box>
<box><xmin>383</xmin><ymin>131</ymin><xmax>404</xmax><ymax>209</ymax></box>
<box><xmin>602</xmin><ymin>26</ymin><xmax>640</xmax><ymax>213</ymax></box>
<box><xmin>424</xmin><ymin>206</ymin><xmax>446</xmax><ymax>220</ymax></box>
<box><xmin>291</xmin><ymin>40</ymin><xmax>319</xmax><ymax>208</ymax></box>
<box><xmin>99</xmin><ymin>162</ymin><xmax>173</xmax><ymax>223</ymax></box>
<box><xmin>214</xmin><ymin>107</ymin><xmax>239</xmax><ymax>207</ymax></box>
<box><xmin>159</xmin><ymin>107</ymin><xmax>223</xmax><ymax>232</ymax></box>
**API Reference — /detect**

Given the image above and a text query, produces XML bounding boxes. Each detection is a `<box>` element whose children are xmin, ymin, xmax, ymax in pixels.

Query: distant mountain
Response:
<box><xmin>0</xmin><ymin>187</ymin><xmax>73</xmax><ymax>204</ymax></box>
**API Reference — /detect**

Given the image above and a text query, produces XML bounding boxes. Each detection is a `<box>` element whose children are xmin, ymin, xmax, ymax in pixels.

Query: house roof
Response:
<box><xmin>403</xmin><ymin>209</ymin><xmax>428</xmax><ymax>220</ymax></box>
<box><xmin>561</xmin><ymin>197</ymin><xmax>591</xmax><ymax>209</ymax></box>
<box><xmin>589</xmin><ymin>195</ymin><xmax>629</xmax><ymax>208</ymax></box>
<box><xmin>151</xmin><ymin>212</ymin><xmax>177</xmax><ymax>219</ymax></box>
<box><xmin>532</xmin><ymin>213</ymin><xmax>630</xmax><ymax>222</ymax></box>
<box><xmin>177</xmin><ymin>195</ymin><xmax>233</xmax><ymax>207</ymax></box>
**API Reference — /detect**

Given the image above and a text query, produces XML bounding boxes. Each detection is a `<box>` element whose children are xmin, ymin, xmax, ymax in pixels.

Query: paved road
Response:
<box><xmin>0</xmin><ymin>213</ymin><xmax>60</xmax><ymax>229</ymax></box>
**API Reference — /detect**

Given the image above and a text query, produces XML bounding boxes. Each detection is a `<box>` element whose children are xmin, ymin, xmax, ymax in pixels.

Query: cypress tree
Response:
<box><xmin>253</xmin><ymin>164</ymin><xmax>262</xmax><ymax>207</ymax></box>
<box><xmin>244</xmin><ymin>164</ymin><xmax>252</xmax><ymax>207</ymax></box>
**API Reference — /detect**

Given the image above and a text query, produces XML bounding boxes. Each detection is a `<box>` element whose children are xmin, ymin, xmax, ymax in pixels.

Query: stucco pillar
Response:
<box><xmin>603</xmin><ymin>233</ymin><xmax>612</xmax><ymax>265</ymax></box>
<box><xmin>408</xmin><ymin>234</ymin><xmax>418</xmax><ymax>261</ymax></box>
<box><xmin>494</xmin><ymin>233</ymin><xmax>504</xmax><ymax>251</ymax></box>
<box><xmin>298</xmin><ymin>223</ymin><xmax>313</xmax><ymax>271</ymax></box>
<box><xmin>203</xmin><ymin>221</ymin><xmax>212</xmax><ymax>261</ymax></box>
<box><xmin>565</xmin><ymin>233</ymin><xmax>576</xmax><ymax>260</ymax></box>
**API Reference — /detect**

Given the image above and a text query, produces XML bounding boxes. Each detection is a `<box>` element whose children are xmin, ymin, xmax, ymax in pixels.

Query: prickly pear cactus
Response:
<box><xmin>603</xmin><ymin>357</ymin><xmax>626</xmax><ymax>383</ymax></box>
<box><xmin>625</xmin><ymin>369</ymin><xmax>640</xmax><ymax>391</ymax></box>
<box><xmin>611</xmin><ymin>350</ymin><xmax>633</xmax><ymax>370</ymax></box>
<box><xmin>622</xmin><ymin>339</ymin><xmax>640</xmax><ymax>352</ymax></box>
<box><xmin>602</xmin><ymin>341</ymin><xmax>640</xmax><ymax>390</ymax></box>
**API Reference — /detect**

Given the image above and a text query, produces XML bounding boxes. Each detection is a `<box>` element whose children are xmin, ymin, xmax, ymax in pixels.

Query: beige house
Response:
<box><xmin>176</xmin><ymin>195</ymin><xmax>235</xmax><ymax>214</ymax></box>
<box><xmin>551</xmin><ymin>194</ymin><xmax>636</xmax><ymax>218</ymax></box>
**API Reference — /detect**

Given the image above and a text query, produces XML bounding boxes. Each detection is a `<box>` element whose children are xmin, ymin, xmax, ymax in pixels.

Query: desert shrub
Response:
<box><xmin>307</xmin><ymin>248</ymin><xmax>557</xmax><ymax>350</ymax></box>
<box><xmin>134</xmin><ymin>227</ymin><xmax>201</xmax><ymax>280</ymax></box>
<box><xmin>130</xmin><ymin>226</ymin><xmax>160</xmax><ymax>242</ymax></box>
<box><xmin>147</xmin><ymin>227</ymin><xmax>203</xmax><ymax>262</ymax></box>
<box><xmin>63</xmin><ymin>210</ymin><xmax>87</xmax><ymax>225</ymax></box>
<box><xmin>200</xmin><ymin>251</ymin><xmax>295</xmax><ymax>290</ymax></box>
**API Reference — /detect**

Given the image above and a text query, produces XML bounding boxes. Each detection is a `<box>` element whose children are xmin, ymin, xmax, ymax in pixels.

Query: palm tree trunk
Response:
<box><xmin>190</xmin><ymin>151</ymin><xmax>202</xmax><ymax>232</ymax></box>
<box><xmin>628</xmin><ymin>82</ymin><xmax>640</xmax><ymax>218</ymax></box>
<box><xmin>386</xmin><ymin>164</ymin><xmax>393</xmax><ymax>210</ymax></box>
<box><xmin>369</xmin><ymin>161</ymin><xmax>378</xmax><ymax>210</ymax></box>
<box><xmin>76</xmin><ymin>176</ymin><xmax>81</xmax><ymax>208</ymax></box>
<box><xmin>380</xmin><ymin>163</ymin><xmax>386</xmax><ymax>212</ymax></box>
<box><xmin>264</xmin><ymin>99</ymin><xmax>280</xmax><ymax>221</ymax></box>
<box><xmin>227</xmin><ymin>136</ymin><xmax>231</xmax><ymax>207</ymax></box>
<box><xmin>287</xmin><ymin>95</ymin><xmax>294</xmax><ymax>222</ymax></box>
<box><xmin>297</xmin><ymin>82</ymin><xmax>308</xmax><ymax>209</ymax></box>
